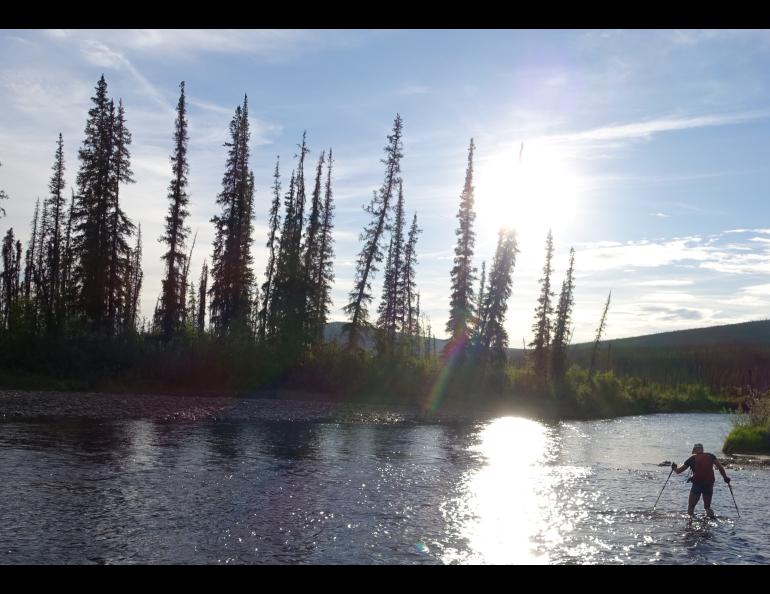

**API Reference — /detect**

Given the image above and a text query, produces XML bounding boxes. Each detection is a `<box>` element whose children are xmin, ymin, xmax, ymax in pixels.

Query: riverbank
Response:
<box><xmin>0</xmin><ymin>385</ymin><xmax>732</xmax><ymax>428</ymax></box>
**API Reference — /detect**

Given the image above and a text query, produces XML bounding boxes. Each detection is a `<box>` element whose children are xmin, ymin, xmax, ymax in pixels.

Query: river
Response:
<box><xmin>0</xmin><ymin>393</ymin><xmax>767</xmax><ymax>564</ymax></box>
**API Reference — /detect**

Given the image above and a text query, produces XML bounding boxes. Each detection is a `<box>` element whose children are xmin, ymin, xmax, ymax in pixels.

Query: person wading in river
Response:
<box><xmin>671</xmin><ymin>443</ymin><xmax>731</xmax><ymax>518</ymax></box>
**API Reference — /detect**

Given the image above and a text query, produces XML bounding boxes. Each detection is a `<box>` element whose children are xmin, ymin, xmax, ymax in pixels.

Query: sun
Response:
<box><xmin>474</xmin><ymin>141</ymin><xmax>582</xmax><ymax>245</ymax></box>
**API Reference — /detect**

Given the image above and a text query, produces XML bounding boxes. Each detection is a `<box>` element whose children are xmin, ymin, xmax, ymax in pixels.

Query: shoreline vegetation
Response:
<box><xmin>1</xmin><ymin>75</ymin><xmax>768</xmax><ymax>448</ymax></box>
<box><xmin>723</xmin><ymin>389</ymin><xmax>770</xmax><ymax>455</ymax></box>
<box><xmin>0</xmin><ymin>331</ymin><xmax>737</xmax><ymax>422</ymax></box>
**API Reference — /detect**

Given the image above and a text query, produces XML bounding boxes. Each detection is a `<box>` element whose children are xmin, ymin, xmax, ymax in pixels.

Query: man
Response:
<box><xmin>671</xmin><ymin>443</ymin><xmax>731</xmax><ymax>518</ymax></box>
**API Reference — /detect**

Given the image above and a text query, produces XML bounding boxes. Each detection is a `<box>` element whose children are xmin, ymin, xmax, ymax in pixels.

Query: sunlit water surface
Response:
<box><xmin>1</xmin><ymin>401</ymin><xmax>767</xmax><ymax>564</ymax></box>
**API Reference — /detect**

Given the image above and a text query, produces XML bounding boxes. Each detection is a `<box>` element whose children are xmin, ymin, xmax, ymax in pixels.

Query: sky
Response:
<box><xmin>2</xmin><ymin>29</ymin><xmax>770</xmax><ymax>344</ymax></box>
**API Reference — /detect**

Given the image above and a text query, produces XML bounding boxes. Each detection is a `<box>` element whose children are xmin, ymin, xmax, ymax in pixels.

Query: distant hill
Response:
<box><xmin>324</xmin><ymin>318</ymin><xmax>770</xmax><ymax>354</ymax></box>
<box><xmin>322</xmin><ymin>318</ymin><xmax>770</xmax><ymax>389</ymax></box>
<box><xmin>571</xmin><ymin>319</ymin><xmax>770</xmax><ymax>351</ymax></box>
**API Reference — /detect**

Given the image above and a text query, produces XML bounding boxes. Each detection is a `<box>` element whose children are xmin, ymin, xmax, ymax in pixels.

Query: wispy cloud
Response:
<box><xmin>538</xmin><ymin>110</ymin><xmax>770</xmax><ymax>147</ymax></box>
<box><xmin>45</xmin><ymin>29</ymin><xmax>366</xmax><ymax>63</ymax></box>
<box><xmin>80</xmin><ymin>40</ymin><xmax>172</xmax><ymax>113</ymax></box>
<box><xmin>395</xmin><ymin>85</ymin><xmax>430</xmax><ymax>96</ymax></box>
<box><xmin>631</xmin><ymin>279</ymin><xmax>694</xmax><ymax>287</ymax></box>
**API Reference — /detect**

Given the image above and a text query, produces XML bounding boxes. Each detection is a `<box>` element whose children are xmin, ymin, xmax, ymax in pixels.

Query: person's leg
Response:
<box><xmin>703</xmin><ymin>484</ymin><xmax>715</xmax><ymax>517</ymax></box>
<box><xmin>688</xmin><ymin>490</ymin><xmax>699</xmax><ymax>516</ymax></box>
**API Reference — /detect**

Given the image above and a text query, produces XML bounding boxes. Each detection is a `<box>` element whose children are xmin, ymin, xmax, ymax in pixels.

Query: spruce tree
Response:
<box><xmin>270</xmin><ymin>134</ymin><xmax>310</xmax><ymax>352</ymax></box>
<box><xmin>197</xmin><ymin>260</ymin><xmax>208</xmax><ymax>334</ymax></box>
<box><xmin>73</xmin><ymin>75</ymin><xmax>113</xmax><ymax>332</ymax></box>
<box><xmin>209</xmin><ymin>96</ymin><xmax>255</xmax><ymax>337</ymax></box>
<box><xmin>550</xmin><ymin>247</ymin><xmax>575</xmax><ymax>382</ymax></box>
<box><xmin>302</xmin><ymin>149</ymin><xmax>326</xmax><ymax>344</ymax></box>
<box><xmin>24</xmin><ymin>199</ymin><xmax>40</xmax><ymax>302</ymax></box>
<box><xmin>312</xmin><ymin>149</ymin><xmax>335</xmax><ymax>344</ymax></box>
<box><xmin>43</xmin><ymin>134</ymin><xmax>67</xmax><ymax>332</ymax></box>
<box><xmin>445</xmin><ymin>139</ymin><xmax>477</xmax><ymax>360</ymax></box>
<box><xmin>1</xmin><ymin>229</ymin><xmax>21</xmax><ymax>331</ymax></box>
<box><xmin>106</xmin><ymin>98</ymin><xmax>135</xmax><ymax>337</ymax></box>
<box><xmin>268</xmin><ymin>170</ymin><xmax>296</xmax><ymax>339</ymax></box>
<box><xmin>377</xmin><ymin>179</ymin><xmax>406</xmax><ymax>348</ymax></box>
<box><xmin>529</xmin><ymin>229</ymin><xmax>555</xmax><ymax>378</ymax></box>
<box><xmin>477</xmin><ymin>229</ymin><xmax>519</xmax><ymax>366</ymax></box>
<box><xmin>159</xmin><ymin>81</ymin><xmax>190</xmax><ymax>341</ymax></box>
<box><xmin>258</xmin><ymin>158</ymin><xmax>282</xmax><ymax>341</ymax></box>
<box><xmin>400</xmin><ymin>212</ymin><xmax>421</xmax><ymax>342</ymax></box>
<box><xmin>343</xmin><ymin>114</ymin><xmax>403</xmax><ymax>349</ymax></box>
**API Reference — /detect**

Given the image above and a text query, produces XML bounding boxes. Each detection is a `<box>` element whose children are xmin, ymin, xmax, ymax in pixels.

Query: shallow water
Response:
<box><xmin>0</xmin><ymin>395</ymin><xmax>767</xmax><ymax>564</ymax></box>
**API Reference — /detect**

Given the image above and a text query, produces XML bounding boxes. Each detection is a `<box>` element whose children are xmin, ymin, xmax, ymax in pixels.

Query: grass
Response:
<box><xmin>723</xmin><ymin>390</ymin><xmax>770</xmax><ymax>454</ymax></box>
<box><xmin>723</xmin><ymin>424</ymin><xmax>770</xmax><ymax>455</ymax></box>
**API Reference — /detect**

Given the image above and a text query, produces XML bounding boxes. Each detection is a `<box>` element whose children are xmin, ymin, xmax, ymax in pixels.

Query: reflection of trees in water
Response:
<box><xmin>206</xmin><ymin>420</ymin><xmax>244</xmax><ymax>464</ymax></box>
<box><xmin>258</xmin><ymin>421</ymin><xmax>320</xmax><ymax>462</ymax></box>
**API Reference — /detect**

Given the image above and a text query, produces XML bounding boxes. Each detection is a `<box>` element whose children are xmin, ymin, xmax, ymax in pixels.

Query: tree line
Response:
<box><xmin>0</xmin><ymin>74</ymin><xmax>619</xmax><ymax>394</ymax></box>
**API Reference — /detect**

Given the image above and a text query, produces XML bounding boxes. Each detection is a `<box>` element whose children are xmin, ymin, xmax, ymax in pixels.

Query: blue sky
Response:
<box><xmin>2</xmin><ymin>29</ymin><xmax>770</xmax><ymax>343</ymax></box>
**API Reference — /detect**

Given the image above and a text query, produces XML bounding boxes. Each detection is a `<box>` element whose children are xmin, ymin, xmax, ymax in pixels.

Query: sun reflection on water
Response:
<box><xmin>441</xmin><ymin>416</ymin><xmax>594</xmax><ymax>564</ymax></box>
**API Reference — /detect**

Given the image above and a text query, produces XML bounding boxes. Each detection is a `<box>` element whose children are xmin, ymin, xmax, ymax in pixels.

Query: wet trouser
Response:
<box><xmin>688</xmin><ymin>481</ymin><xmax>714</xmax><ymax>515</ymax></box>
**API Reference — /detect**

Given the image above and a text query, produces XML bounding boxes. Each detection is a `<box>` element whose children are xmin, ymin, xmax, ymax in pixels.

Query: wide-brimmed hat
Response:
<box><xmin>692</xmin><ymin>443</ymin><xmax>704</xmax><ymax>454</ymax></box>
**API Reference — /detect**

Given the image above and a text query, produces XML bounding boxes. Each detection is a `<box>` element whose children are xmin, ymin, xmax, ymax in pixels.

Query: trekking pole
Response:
<box><xmin>728</xmin><ymin>483</ymin><xmax>740</xmax><ymax>518</ymax></box>
<box><xmin>652</xmin><ymin>467</ymin><xmax>675</xmax><ymax>512</ymax></box>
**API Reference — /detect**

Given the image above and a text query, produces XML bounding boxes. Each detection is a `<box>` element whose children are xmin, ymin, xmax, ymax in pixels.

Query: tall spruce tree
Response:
<box><xmin>267</xmin><ymin>170</ymin><xmax>296</xmax><ymax>339</ymax></box>
<box><xmin>529</xmin><ymin>229</ymin><xmax>555</xmax><ymax>378</ymax></box>
<box><xmin>73</xmin><ymin>75</ymin><xmax>112</xmax><ymax>331</ymax></box>
<box><xmin>72</xmin><ymin>76</ymin><xmax>135</xmax><ymax>335</ymax></box>
<box><xmin>343</xmin><ymin>114</ymin><xmax>403</xmax><ymax>349</ymax></box>
<box><xmin>476</xmin><ymin>229</ymin><xmax>519</xmax><ymax>365</ymax></box>
<box><xmin>106</xmin><ymin>98</ymin><xmax>135</xmax><ymax>336</ymax></box>
<box><xmin>445</xmin><ymin>138</ymin><xmax>477</xmax><ymax>360</ymax></box>
<box><xmin>377</xmin><ymin>179</ymin><xmax>406</xmax><ymax>349</ymax></box>
<box><xmin>400</xmin><ymin>212</ymin><xmax>421</xmax><ymax>342</ymax></box>
<box><xmin>209</xmin><ymin>96</ymin><xmax>255</xmax><ymax>337</ymax></box>
<box><xmin>311</xmin><ymin>149</ymin><xmax>335</xmax><ymax>344</ymax></box>
<box><xmin>43</xmin><ymin>134</ymin><xmax>67</xmax><ymax>332</ymax></box>
<box><xmin>550</xmin><ymin>247</ymin><xmax>575</xmax><ymax>382</ymax></box>
<box><xmin>159</xmin><ymin>81</ymin><xmax>191</xmax><ymax>341</ymax></box>
<box><xmin>258</xmin><ymin>158</ymin><xmax>282</xmax><ymax>341</ymax></box>
<box><xmin>24</xmin><ymin>199</ymin><xmax>40</xmax><ymax>302</ymax></box>
<box><xmin>302</xmin><ymin>150</ymin><xmax>326</xmax><ymax>344</ymax></box>
<box><xmin>270</xmin><ymin>134</ymin><xmax>309</xmax><ymax>352</ymax></box>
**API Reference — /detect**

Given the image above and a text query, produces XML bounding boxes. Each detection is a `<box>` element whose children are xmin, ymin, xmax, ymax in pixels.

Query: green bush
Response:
<box><xmin>723</xmin><ymin>424</ymin><xmax>770</xmax><ymax>455</ymax></box>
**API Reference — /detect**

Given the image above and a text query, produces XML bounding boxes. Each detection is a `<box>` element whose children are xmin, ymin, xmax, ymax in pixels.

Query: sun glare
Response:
<box><xmin>475</xmin><ymin>142</ymin><xmax>582</xmax><ymax>245</ymax></box>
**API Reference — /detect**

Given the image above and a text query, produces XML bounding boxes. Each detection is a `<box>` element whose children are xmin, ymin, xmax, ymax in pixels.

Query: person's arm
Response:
<box><xmin>672</xmin><ymin>457</ymin><xmax>691</xmax><ymax>474</ymax></box>
<box><xmin>714</xmin><ymin>457</ymin><xmax>730</xmax><ymax>483</ymax></box>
